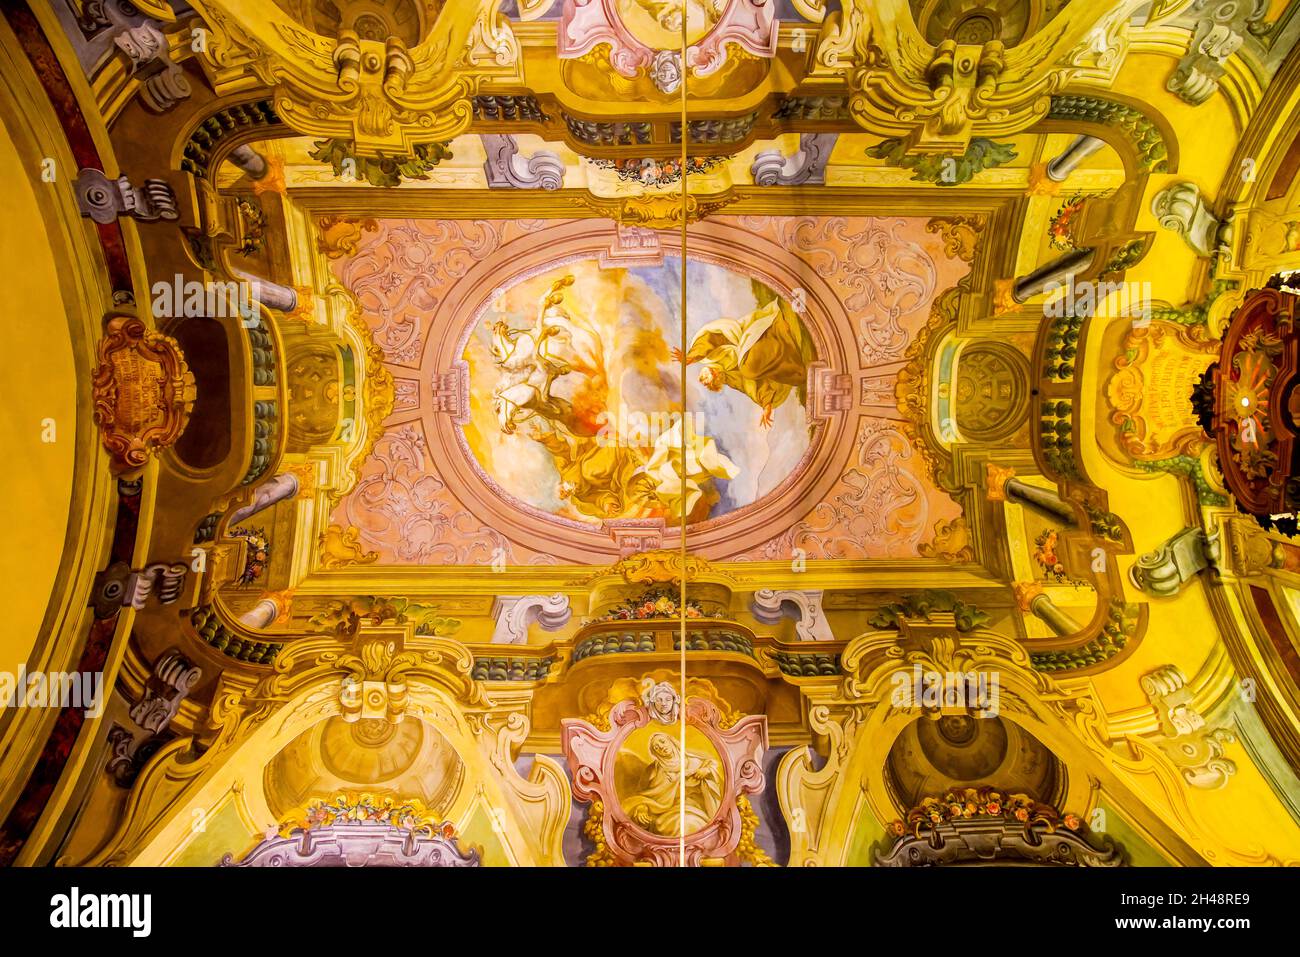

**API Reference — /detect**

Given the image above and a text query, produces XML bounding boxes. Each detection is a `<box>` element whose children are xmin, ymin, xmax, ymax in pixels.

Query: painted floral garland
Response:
<box><xmin>230</xmin><ymin>525</ymin><xmax>269</xmax><ymax>584</ymax></box>
<box><xmin>279</xmin><ymin>793</ymin><xmax>456</xmax><ymax>840</ymax></box>
<box><xmin>590</xmin><ymin>585</ymin><xmax>724</xmax><ymax>623</ymax></box>
<box><xmin>891</xmin><ymin>787</ymin><xmax>1083</xmax><ymax>839</ymax></box>
<box><xmin>1048</xmin><ymin>195</ymin><xmax>1086</xmax><ymax>250</ymax></box>
<box><xmin>589</xmin><ymin>155</ymin><xmax>725</xmax><ymax>187</ymax></box>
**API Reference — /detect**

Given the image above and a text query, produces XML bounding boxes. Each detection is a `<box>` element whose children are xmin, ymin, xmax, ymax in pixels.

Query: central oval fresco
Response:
<box><xmin>461</xmin><ymin>256</ymin><xmax>816</xmax><ymax>526</ymax></box>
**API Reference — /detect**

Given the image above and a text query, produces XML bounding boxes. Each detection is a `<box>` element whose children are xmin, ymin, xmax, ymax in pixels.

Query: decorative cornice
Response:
<box><xmin>1045</xmin><ymin>93</ymin><xmax>1171</xmax><ymax>172</ymax></box>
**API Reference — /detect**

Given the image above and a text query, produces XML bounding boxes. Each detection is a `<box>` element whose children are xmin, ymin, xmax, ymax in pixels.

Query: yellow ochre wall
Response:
<box><xmin>0</xmin><ymin>110</ymin><xmax>76</xmax><ymax>667</ymax></box>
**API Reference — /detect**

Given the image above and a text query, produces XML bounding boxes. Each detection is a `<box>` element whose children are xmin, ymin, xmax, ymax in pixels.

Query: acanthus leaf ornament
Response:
<box><xmin>845</xmin><ymin>0</ymin><xmax>1146</xmax><ymax>153</ymax></box>
<box><xmin>193</xmin><ymin>1</ymin><xmax>478</xmax><ymax>156</ymax></box>
<box><xmin>190</xmin><ymin>4</ymin><xmax>277</xmax><ymax>91</ymax></box>
<box><xmin>579</xmin><ymin>191</ymin><xmax>739</xmax><ymax>228</ymax></box>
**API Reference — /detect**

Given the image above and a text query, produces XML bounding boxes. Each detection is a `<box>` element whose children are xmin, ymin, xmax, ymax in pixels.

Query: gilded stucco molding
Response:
<box><xmin>189</xmin><ymin>0</ymin><xmax>482</xmax><ymax>154</ymax></box>
<box><xmin>895</xmin><ymin>278</ymin><xmax>965</xmax><ymax>493</ymax></box>
<box><xmin>320</xmin><ymin>281</ymin><xmax>395</xmax><ymax>507</ymax></box>
<box><xmin>579</xmin><ymin>190</ymin><xmax>741</xmax><ymax>227</ymax></box>
<box><xmin>11</xmin><ymin>0</ymin><xmax>1300</xmax><ymax>879</ymax></box>
<box><xmin>844</xmin><ymin>0</ymin><xmax>1148</xmax><ymax>153</ymax></box>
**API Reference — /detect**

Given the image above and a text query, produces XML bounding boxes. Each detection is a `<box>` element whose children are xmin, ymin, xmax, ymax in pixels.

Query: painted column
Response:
<box><xmin>238</xmin><ymin>593</ymin><xmax>290</xmax><ymax>630</ymax></box>
<box><xmin>1014</xmin><ymin>582</ymin><xmax>1083</xmax><ymax>636</ymax></box>
<box><xmin>228</xmin><ymin>144</ymin><xmax>269</xmax><ymax>180</ymax></box>
<box><xmin>986</xmin><ymin>464</ymin><xmax>1077</xmax><ymax>525</ymax></box>
<box><xmin>1012</xmin><ymin>248</ymin><xmax>1095</xmax><ymax>302</ymax></box>
<box><xmin>227</xmin><ymin>473</ymin><xmax>299</xmax><ymax>527</ymax></box>
<box><xmin>1045</xmin><ymin>135</ymin><xmax>1106</xmax><ymax>182</ymax></box>
<box><xmin>234</xmin><ymin>270</ymin><xmax>298</xmax><ymax>312</ymax></box>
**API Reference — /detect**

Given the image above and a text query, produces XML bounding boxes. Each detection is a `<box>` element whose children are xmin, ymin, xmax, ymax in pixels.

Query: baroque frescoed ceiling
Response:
<box><xmin>6</xmin><ymin>0</ymin><xmax>1300</xmax><ymax>887</ymax></box>
<box><xmin>323</xmin><ymin>213</ymin><xmax>969</xmax><ymax>564</ymax></box>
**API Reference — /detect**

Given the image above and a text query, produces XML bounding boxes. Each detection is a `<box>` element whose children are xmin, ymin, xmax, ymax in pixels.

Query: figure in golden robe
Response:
<box><xmin>622</xmin><ymin>732</ymin><xmax>723</xmax><ymax>836</ymax></box>
<box><xmin>528</xmin><ymin>425</ymin><xmax>658</xmax><ymax>519</ymax></box>
<box><xmin>675</xmin><ymin>297</ymin><xmax>814</xmax><ymax>427</ymax></box>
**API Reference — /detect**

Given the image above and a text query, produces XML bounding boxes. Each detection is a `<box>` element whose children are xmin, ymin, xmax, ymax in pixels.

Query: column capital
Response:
<box><xmin>1012</xmin><ymin>580</ymin><xmax>1044</xmax><ymax>612</ymax></box>
<box><xmin>267</xmin><ymin>589</ymin><xmax>295</xmax><ymax>625</ymax></box>
<box><xmin>986</xmin><ymin>462</ymin><xmax>1017</xmax><ymax>501</ymax></box>
<box><xmin>1025</xmin><ymin>161</ymin><xmax>1061</xmax><ymax>196</ymax></box>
